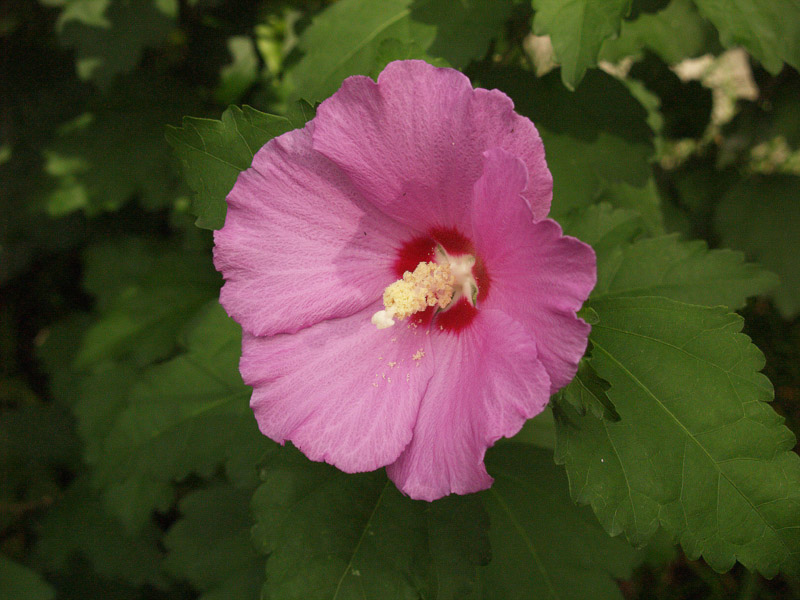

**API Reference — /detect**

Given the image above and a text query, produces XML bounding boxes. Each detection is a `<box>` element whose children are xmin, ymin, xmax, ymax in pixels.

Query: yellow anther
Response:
<box><xmin>371</xmin><ymin>262</ymin><xmax>455</xmax><ymax>329</ymax></box>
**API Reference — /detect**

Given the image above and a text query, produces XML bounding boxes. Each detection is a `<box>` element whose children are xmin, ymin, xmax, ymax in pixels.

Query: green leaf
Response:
<box><xmin>40</xmin><ymin>0</ymin><xmax>110</xmax><ymax>29</ymax></box>
<box><xmin>251</xmin><ymin>446</ymin><xmax>489</xmax><ymax>600</ymax></box>
<box><xmin>36</xmin><ymin>477</ymin><xmax>166</xmax><ymax>588</ymax></box>
<box><xmin>595</xmin><ymin>178</ymin><xmax>665</xmax><ymax>236</ymax></box>
<box><xmin>715</xmin><ymin>175</ymin><xmax>800</xmax><ymax>318</ymax></box>
<box><xmin>556</xmin><ymin>296</ymin><xmax>800</xmax><ymax>577</ymax></box>
<box><xmin>287</xmin><ymin>0</ymin><xmax>513</xmax><ymax>102</ymax></box>
<box><xmin>531</xmin><ymin>0</ymin><xmax>632</xmax><ymax>89</ymax></box>
<box><xmin>215</xmin><ymin>36</ymin><xmax>260</xmax><ymax>105</ymax></box>
<box><xmin>590</xmin><ymin>234</ymin><xmax>779</xmax><ymax>310</ymax></box>
<box><xmin>508</xmin><ymin>406</ymin><xmax>558</xmax><ymax>450</ymax></box>
<box><xmin>559</xmin><ymin>202</ymin><xmax>645</xmax><ymax>252</ymax></box>
<box><xmin>75</xmin><ymin>239</ymin><xmax>220</xmax><ymax>370</ymax></box>
<box><xmin>73</xmin><ymin>361</ymin><xmax>137</xmax><ymax>465</ymax></box>
<box><xmin>44</xmin><ymin>75</ymin><xmax>194</xmax><ymax>216</ymax></box>
<box><xmin>600</xmin><ymin>0</ymin><xmax>718</xmax><ymax>65</ymax></box>
<box><xmin>0</xmin><ymin>556</ymin><xmax>54</xmax><ymax>600</ymax></box>
<box><xmin>57</xmin><ymin>0</ymin><xmax>174</xmax><ymax>88</ymax></box>
<box><xmin>558</xmin><ymin>357</ymin><xmax>619</xmax><ymax>421</ymax></box>
<box><xmin>694</xmin><ymin>0</ymin><xmax>800</xmax><ymax>74</ymax></box>
<box><xmin>472</xmin><ymin>67</ymin><xmax>654</xmax><ymax>217</ymax></box>
<box><xmin>166</xmin><ymin>106</ymin><xmax>293</xmax><ymax>230</ymax></box>
<box><xmin>35</xmin><ymin>314</ymin><xmax>92</xmax><ymax>407</ymax></box>
<box><xmin>164</xmin><ymin>484</ymin><xmax>264</xmax><ymax>600</ymax></box>
<box><xmin>370</xmin><ymin>38</ymin><xmax>451</xmax><ymax>79</ymax></box>
<box><xmin>92</xmin><ymin>303</ymin><xmax>270</xmax><ymax>531</ymax></box>
<box><xmin>285</xmin><ymin>100</ymin><xmax>318</xmax><ymax>130</ymax></box>
<box><xmin>481</xmin><ymin>444</ymin><xmax>640</xmax><ymax>599</ymax></box>
<box><xmin>1</xmin><ymin>400</ymin><xmax>80</xmax><ymax>522</ymax></box>
<box><xmin>425</xmin><ymin>494</ymin><xmax>490</xmax><ymax>599</ymax></box>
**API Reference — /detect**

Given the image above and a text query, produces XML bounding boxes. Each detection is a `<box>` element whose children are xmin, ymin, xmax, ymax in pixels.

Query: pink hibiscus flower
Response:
<box><xmin>213</xmin><ymin>60</ymin><xmax>596</xmax><ymax>501</ymax></box>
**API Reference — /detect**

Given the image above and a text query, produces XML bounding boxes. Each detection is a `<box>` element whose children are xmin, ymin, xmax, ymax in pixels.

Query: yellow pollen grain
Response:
<box><xmin>412</xmin><ymin>349</ymin><xmax>425</xmax><ymax>361</ymax></box>
<box><xmin>383</xmin><ymin>262</ymin><xmax>454</xmax><ymax>320</ymax></box>
<box><xmin>388</xmin><ymin>361</ymin><xmax>397</xmax><ymax>367</ymax></box>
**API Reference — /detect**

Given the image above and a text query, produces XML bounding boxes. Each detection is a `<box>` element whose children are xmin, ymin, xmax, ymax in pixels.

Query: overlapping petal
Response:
<box><xmin>241</xmin><ymin>306</ymin><xmax>435</xmax><ymax>473</ymax></box>
<box><xmin>386</xmin><ymin>310</ymin><xmax>551</xmax><ymax>501</ymax></box>
<box><xmin>214</xmin><ymin>124</ymin><xmax>418</xmax><ymax>337</ymax></box>
<box><xmin>471</xmin><ymin>149</ymin><xmax>596</xmax><ymax>392</ymax></box>
<box><xmin>312</xmin><ymin>60</ymin><xmax>552</xmax><ymax>233</ymax></box>
<box><xmin>216</xmin><ymin>61</ymin><xmax>596</xmax><ymax>502</ymax></box>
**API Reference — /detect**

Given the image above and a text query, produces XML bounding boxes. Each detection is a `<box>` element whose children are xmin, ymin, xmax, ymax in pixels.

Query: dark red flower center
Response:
<box><xmin>393</xmin><ymin>227</ymin><xmax>490</xmax><ymax>333</ymax></box>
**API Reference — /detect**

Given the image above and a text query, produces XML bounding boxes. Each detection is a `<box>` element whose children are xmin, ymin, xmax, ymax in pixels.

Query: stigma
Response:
<box><xmin>372</xmin><ymin>247</ymin><xmax>480</xmax><ymax>330</ymax></box>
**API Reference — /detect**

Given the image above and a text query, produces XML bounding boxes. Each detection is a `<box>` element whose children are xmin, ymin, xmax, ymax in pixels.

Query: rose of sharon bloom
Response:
<box><xmin>214</xmin><ymin>60</ymin><xmax>596</xmax><ymax>501</ymax></box>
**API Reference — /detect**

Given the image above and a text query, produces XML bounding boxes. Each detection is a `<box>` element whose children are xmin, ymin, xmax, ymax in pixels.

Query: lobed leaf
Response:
<box><xmin>556</xmin><ymin>296</ymin><xmax>800</xmax><ymax>576</ymax></box>
<box><xmin>559</xmin><ymin>202</ymin><xmax>645</xmax><ymax>252</ymax></box>
<box><xmin>91</xmin><ymin>303</ymin><xmax>270</xmax><ymax>531</ymax></box>
<box><xmin>558</xmin><ymin>357</ymin><xmax>619</xmax><ymax>421</ymax></box>
<box><xmin>590</xmin><ymin>234</ymin><xmax>779</xmax><ymax>311</ymax></box>
<box><xmin>166</xmin><ymin>106</ymin><xmax>293</xmax><ymax>230</ymax></box>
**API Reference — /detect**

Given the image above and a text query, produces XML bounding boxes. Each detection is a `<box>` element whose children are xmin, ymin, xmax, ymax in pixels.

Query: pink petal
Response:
<box><xmin>312</xmin><ymin>60</ymin><xmax>552</xmax><ymax>233</ymax></box>
<box><xmin>214</xmin><ymin>124</ymin><xmax>418</xmax><ymax>337</ymax></box>
<box><xmin>386</xmin><ymin>309</ymin><xmax>551</xmax><ymax>501</ymax></box>
<box><xmin>241</xmin><ymin>306</ymin><xmax>435</xmax><ymax>473</ymax></box>
<box><xmin>472</xmin><ymin>149</ymin><xmax>596</xmax><ymax>392</ymax></box>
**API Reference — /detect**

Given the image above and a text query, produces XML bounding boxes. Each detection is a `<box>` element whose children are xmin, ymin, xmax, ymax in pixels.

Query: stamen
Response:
<box><xmin>371</xmin><ymin>262</ymin><xmax>454</xmax><ymax>329</ymax></box>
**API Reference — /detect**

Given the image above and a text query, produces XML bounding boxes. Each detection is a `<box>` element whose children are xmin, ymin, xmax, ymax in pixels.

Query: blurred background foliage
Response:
<box><xmin>1</xmin><ymin>0</ymin><xmax>799</xmax><ymax>598</ymax></box>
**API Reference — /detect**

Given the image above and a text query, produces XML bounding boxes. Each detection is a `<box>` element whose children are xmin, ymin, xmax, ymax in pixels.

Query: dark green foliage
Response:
<box><xmin>628</xmin><ymin>53</ymin><xmax>713</xmax><ymax>139</ymax></box>
<box><xmin>482</xmin><ymin>445</ymin><xmax>641</xmax><ymax>599</ymax></box>
<box><xmin>164</xmin><ymin>484</ymin><xmax>264</xmax><ymax>600</ymax></box>
<box><xmin>54</xmin><ymin>0</ymin><xmax>175</xmax><ymax>88</ymax></box>
<box><xmin>44</xmin><ymin>75</ymin><xmax>195</xmax><ymax>216</ymax></box>
<box><xmin>0</xmin><ymin>556</ymin><xmax>55</xmax><ymax>600</ymax></box>
<box><xmin>4</xmin><ymin>0</ymin><xmax>800</xmax><ymax>598</ymax></box>
<box><xmin>716</xmin><ymin>176</ymin><xmax>800</xmax><ymax>319</ymax></box>
<box><xmin>251</xmin><ymin>446</ymin><xmax>490</xmax><ymax>599</ymax></box>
